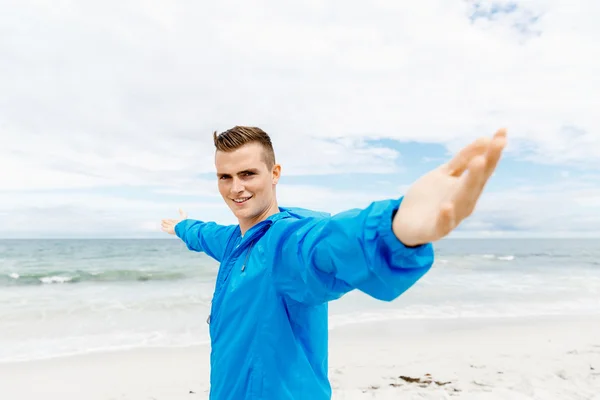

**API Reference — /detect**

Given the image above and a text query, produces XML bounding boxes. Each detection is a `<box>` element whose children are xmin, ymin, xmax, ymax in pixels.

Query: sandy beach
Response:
<box><xmin>1</xmin><ymin>314</ymin><xmax>599</xmax><ymax>399</ymax></box>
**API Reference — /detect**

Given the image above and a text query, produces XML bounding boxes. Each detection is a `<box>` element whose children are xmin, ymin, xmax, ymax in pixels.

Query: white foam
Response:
<box><xmin>481</xmin><ymin>254</ymin><xmax>515</xmax><ymax>261</ymax></box>
<box><xmin>328</xmin><ymin>300</ymin><xmax>600</xmax><ymax>330</ymax></box>
<box><xmin>0</xmin><ymin>333</ymin><xmax>211</xmax><ymax>364</ymax></box>
<box><xmin>39</xmin><ymin>276</ymin><xmax>73</xmax><ymax>284</ymax></box>
<box><xmin>9</xmin><ymin>273</ymin><xmax>19</xmax><ymax>279</ymax></box>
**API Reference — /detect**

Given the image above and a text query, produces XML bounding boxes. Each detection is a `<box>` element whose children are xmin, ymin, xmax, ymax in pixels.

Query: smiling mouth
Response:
<box><xmin>232</xmin><ymin>195</ymin><xmax>253</xmax><ymax>204</ymax></box>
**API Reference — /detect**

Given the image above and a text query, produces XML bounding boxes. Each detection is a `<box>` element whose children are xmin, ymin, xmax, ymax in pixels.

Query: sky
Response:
<box><xmin>1</xmin><ymin>0</ymin><xmax>599</xmax><ymax>239</ymax></box>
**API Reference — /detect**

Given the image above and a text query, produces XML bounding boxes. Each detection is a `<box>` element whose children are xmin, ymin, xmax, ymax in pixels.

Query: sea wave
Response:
<box><xmin>328</xmin><ymin>301</ymin><xmax>600</xmax><ymax>329</ymax></box>
<box><xmin>480</xmin><ymin>254</ymin><xmax>515</xmax><ymax>260</ymax></box>
<box><xmin>1</xmin><ymin>269</ymin><xmax>189</xmax><ymax>286</ymax></box>
<box><xmin>0</xmin><ymin>332</ymin><xmax>211</xmax><ymax>364</ymax></box>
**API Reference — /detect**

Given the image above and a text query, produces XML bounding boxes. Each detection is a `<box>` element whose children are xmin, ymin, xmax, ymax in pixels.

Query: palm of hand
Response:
<box><xmin>393</xmin><ymin>129</ymin><xmax>507</xmax><ymax>246</ymax></box>
<box><xmin>161</xmin><ymin>209</ymin><xmax>188</xmax><ymax>235</ymax></box>
<box><xmin>394</xmin><ymin>167</ymin><xmax>463</xmax><ymax>244</ymax></box>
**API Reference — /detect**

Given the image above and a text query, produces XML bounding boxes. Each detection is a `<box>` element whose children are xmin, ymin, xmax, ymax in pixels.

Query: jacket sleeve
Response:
<box><xmin>271</xmin><ymin>197</ymin><xmax>434</xmax><ymax>306</ymax></box>
<box><xmin>174</xmin><ymin>220</ymin><xmax>237</xmax><ymax>262</ymax></box>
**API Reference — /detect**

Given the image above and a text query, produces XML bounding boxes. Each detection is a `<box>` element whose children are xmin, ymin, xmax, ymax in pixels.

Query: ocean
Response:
<box><xmin>1</xmin><ymin>238</ymin><xmax>599</xmax><ymax>363</ymax></box>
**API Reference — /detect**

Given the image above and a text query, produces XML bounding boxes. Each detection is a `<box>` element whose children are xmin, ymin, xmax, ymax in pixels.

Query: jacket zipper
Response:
<box><xmin>207</xmin><ymin>222</ymin><xmax>271</xmax><ymax>325</ymax></box>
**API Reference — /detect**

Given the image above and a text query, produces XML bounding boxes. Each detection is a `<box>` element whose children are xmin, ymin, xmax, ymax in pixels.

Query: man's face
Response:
<box><xmin>215</xmin><ymin>142</ymin><xmax>280</xmax><ymax>224</ymax></box>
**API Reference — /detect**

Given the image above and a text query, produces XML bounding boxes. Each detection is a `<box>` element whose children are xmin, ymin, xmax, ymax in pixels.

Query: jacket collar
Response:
<box><xmin>236</xmin><ymin>209</ymin><xmax>290</xmax><ymax>240</ymax></box>
<box><xmin>266</xmin><ymin>208</ymin><xmax>292</xmax><ymax>223</ymax></box>
<box><xmin>239</xmin><ymin>206</ymin><xmax>324</xmax><ymax>239</ymax></box>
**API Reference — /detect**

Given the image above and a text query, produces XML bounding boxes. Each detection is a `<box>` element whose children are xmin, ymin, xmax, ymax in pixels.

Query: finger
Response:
<box><xmin>493</xmin><ymin>127</ymin><xmax>507</xmax><ymax>139</ymax></box>
<box><xmin>445</xmin><ymin>137</ymin><xmax>490</xmax><ymax>177</ymax></box>
<box><xmin>484</xmin><ymin>129</ymin><xmax>507</xmax><ymax>178</ymax></box>
<box><xmin>179</xmin><ymin>208</ymin><xmax>188</xmax><ymax>219</ymax></box>
<box><xmin>451</xmin><ymin>155</ymin><xmax>487</xmax><ymax>220</ymax></box>
<box><xmin>161</xmin><ymin>221</ymin><xmax>175</xmax><ymax>232</ymax></box>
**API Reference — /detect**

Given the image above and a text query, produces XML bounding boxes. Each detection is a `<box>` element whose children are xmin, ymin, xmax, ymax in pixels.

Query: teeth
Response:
<box><xmin>233</xmin><ymin>196</ymin><xmax>251</xmax><ymax>203</ymax></box>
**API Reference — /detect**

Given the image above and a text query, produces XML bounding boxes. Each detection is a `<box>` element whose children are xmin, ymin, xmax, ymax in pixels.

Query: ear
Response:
<box><xmin>271</xmin><ymin>164</ymin><xmax>281</xmax><ymax>185</ymax></box>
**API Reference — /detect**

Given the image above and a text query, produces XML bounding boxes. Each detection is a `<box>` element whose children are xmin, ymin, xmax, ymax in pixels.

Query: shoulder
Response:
<box><xmin>267</xmin><ymin>209</ymin><xmax>329</xmax><ymax>238</ymax></box>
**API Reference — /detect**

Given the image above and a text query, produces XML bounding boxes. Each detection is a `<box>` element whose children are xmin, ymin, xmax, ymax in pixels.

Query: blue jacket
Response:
<box><xmin>175</xmin><ymin>197</ymin><xmax>434</xmax><ymax>399</ymax></box>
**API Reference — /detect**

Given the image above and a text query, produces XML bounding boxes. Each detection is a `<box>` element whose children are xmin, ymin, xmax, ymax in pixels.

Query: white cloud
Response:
<box><xmin>1</xmin><ymin>0</ymin><xmax>599</xmax><ymax>237</ymax></box>
<box><xmin>0</xmin><ymin>191</ymin><xmax>228</xmax><ymax>238</ymax></box>
<box><xmin>451</xmin><ymin>177</ymin><xmax>600</xmax><ymax>237</ymax></box>
<box><xmin>1</xmin><ymin>174</ymin><xmax>598</xmax><ymax>238</ymax></box>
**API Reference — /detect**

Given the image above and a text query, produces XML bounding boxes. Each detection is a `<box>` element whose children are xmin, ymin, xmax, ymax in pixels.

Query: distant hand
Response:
<box><xmin>161</xmin><ymin>209</ymin><xmax>188</xmax><ymax>235</ymax></box>
<box><xmin>393</xmin><ymin>129</ymin><xmax>507</xmax><ymax>246</ymax></box>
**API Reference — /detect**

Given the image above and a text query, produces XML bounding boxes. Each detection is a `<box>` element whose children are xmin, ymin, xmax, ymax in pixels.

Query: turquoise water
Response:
<box><xmin>1</xmin><ymin>238</ymin><xmax>599</xmax><ymax>362</ymax></box>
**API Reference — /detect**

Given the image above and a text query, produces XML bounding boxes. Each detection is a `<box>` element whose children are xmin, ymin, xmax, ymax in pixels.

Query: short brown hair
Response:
<box><xmin>213</xmin><ymin>126</ymin><xmax>276</xmax><ymax>169</ymax></box>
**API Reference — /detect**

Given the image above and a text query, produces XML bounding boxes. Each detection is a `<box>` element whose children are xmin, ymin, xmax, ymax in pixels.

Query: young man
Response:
<box><xmin>161</xmin><ymin>126</ymin><xmax>507</xmax><ymax>399</ymax></box>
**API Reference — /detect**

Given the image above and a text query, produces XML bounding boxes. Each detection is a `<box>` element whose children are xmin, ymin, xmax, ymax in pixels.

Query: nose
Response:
<box><xmin>230</xmin><ymin>177</ymin><xmax>245</xmax><ymax>194</ymax></box>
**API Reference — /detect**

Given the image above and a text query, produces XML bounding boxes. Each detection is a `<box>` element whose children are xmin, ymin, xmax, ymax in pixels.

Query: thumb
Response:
<box><xmin>179</xmin><ymin>208</ymin><xmax>188</xmax><ymax>219</ymax></box>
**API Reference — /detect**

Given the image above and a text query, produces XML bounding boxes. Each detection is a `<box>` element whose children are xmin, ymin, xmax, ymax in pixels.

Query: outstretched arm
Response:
<box><xmin>161</xmin><ymin>209</ymin><xmax>236</xmax><ymax>262</ymax></box>
<box><xmin>270</xmin><ymin>198</ymin><xmax>434</xmax><ymax>306</ymax></box>
<box><xmin>272</xmin><ymin>129</ymin><xmax>507</xmax><ymax>306</ymax></box>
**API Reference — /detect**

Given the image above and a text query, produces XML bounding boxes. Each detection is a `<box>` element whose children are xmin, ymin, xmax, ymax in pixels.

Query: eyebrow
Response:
<box><xmin>216</xmin><ymin>168</ymin><xmax>260</xmax><ymax>178</ymax></box>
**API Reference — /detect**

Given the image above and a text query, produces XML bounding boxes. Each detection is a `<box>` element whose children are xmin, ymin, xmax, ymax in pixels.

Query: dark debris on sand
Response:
<box><xmin>361</xmin><ymin>373</ymin><xmax>460</xmax><ymax>394</ymax></box>
<box><xmin>397</xmin><ymin>373</ymin><xmax>452</xmax><ymax>387</ymax></box>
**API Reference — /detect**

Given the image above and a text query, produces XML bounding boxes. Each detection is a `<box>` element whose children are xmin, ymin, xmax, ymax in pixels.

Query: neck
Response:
<box><xmin>239</xmin><ymin>200</ymin><xmax>280</xmax><ymax>236</ymax></box>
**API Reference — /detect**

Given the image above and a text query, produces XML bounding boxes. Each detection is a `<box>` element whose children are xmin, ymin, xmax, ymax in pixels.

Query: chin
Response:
<box><xmin>231</xmin><ymin>207</ymin><xmax>252</xmax><ymax>219</ymax></box>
